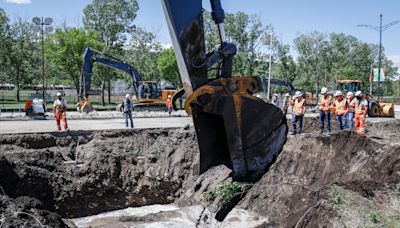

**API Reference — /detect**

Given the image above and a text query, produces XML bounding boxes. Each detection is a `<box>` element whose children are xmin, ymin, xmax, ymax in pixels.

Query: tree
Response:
<box><xmin>4</xmin><ymin>17</ymin><xmax>41</xmax><ymax>101</ymax></box>
<box><xmin>45</xmin><ymin>28</ymin><xmax>103</xmax><ymax>97</ymax></box>
<box><xmin>0</xmin><ymin>8</ymin><xmax>10</xmax><ymax>83</ymax></box>
<box><xmin>294</xmin><ymin>32</ymin><xmax>327</xmax><ymax>94</ymax></box>
<box><xmin>83</xmin><ymin>0</ymin><xmax>139</xmax><ymax>105</ymax></box>
<box><xmin>204</xmin><ymin>11</ymin><xmax>274</xmax><ymax>76</ymax></box>
<box><xmin>157</xmin><ymin>48</ymin><xmax>181</xmax><ymax>88</ymax></box>
<box><xmin>125</xmin><ymin>27</ymin><xmax>162</xmax><ymax>82</ymax></box>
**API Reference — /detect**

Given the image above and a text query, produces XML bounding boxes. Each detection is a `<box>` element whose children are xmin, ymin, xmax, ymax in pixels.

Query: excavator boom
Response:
<box><xmin>163</xmin><ymin>0</ymin><xmax>287</xmax><ymax>181</ymax></box>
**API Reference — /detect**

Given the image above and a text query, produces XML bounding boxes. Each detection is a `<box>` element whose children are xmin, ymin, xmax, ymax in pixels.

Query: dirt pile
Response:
<box><xmin>239</xmin><ymin>129</ymin><xmax>400</xmax><ymax>227</ymax></box>
<box><xmin>0</xmin><ymin>127</ymin><xmax>199</xmax><ymax>226</ymax></box>
<box><xmin>0</xmin><ymin>118</ymin><xmax>399</xmax><ymax>227</ymax></box>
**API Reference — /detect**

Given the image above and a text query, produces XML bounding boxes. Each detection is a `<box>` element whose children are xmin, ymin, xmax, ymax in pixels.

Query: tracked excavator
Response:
<box><xmin>162</xmin><ymin>0</ymin><xmax>288</xmax><ymax>181</ymax></box>
<box><xmin>78</xmin><ymin>47</ymin><xmax>176</xmax><ymax>113</ymax></box>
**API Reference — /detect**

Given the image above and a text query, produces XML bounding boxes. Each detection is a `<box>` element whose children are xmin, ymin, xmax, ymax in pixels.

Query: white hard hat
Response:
<box><xmin>126</xmin><ymin>94</ymin><xmax>130</xmax><ymax>98</ymax></box>
<box><xmin>334</xmin><ymin>91</ymin><xmax>343</xmax><ymax>97</ymax></box>
<box><xmin>56</xmin><ymin>92</ymin><xmax>62</xmax><ymax>96</ymax></box>
<box><xmin>285</xmin><ymin>93</ymin><xmax>290</xmax><ymax>97</ymax></box>
<box><xmin>346</xmin><ymin>91</ymin><xmax>354</xmax><ymax>98</ymax></box>
<box><xmin>168</xmin><ymin>95</ymin><xmax>172</xmax><ymax>98</ymax></box>
<box><xmin>321</xmin><ymin>87</ymin><xmax>328</xmax><ymax>94</ymax></box>
<box><xmin>355</xmin><ymin>91</ymin><xmax>363</xmax><ymax>97</ymax></box>
<box><xmin>294</xmin><ymin>91</ymin><xmax>302</xmax><ymax>98</ymax></box>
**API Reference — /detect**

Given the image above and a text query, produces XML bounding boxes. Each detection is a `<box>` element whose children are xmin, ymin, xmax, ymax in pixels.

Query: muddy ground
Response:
<box><xmin>0</xmin><ymin>118</ymin><xmax>399</xmax><ymax>227</ymax></box>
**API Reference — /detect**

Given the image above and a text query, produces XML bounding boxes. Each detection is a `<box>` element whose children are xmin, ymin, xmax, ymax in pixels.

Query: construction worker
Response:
<box><xmin>271</xmin><ymin>94</ymin><xmax>280</xmax><ymax>108</ymax></box>
<box><xmin>318</xmin><ymin>87</ymin><xmax>332</xmax><ymax>134</ymax></box>
<box><xmin>121</xmin><ymin>94</ymin><xmax>134</xmax><ymax>128</ymax></box>
<box><xmin>333</xmin><ymin>91</ymin><xmax>348</xmax><ymax>130</ymax></box>
<box><xmin>166</xmin><ymin>94</ymin><xmax>173</xmax><ymax>116</ymax></box>
<box><xmin>346</xmin><ymin>91</ymin><xmax>356</xmax><ymax>129</ymax></box>
<box><xmin>53</xmin><ymin>92</ymin><xmax>69</xmax><ymax>132</ymax></box>
<box><xmin>354</xmin><ymin>91</ymin><xmax>368</xmax><ymax>135</ymax></box>
<box><xmin>291</xmin><ymin>91</ymin><xmax>306</xmax><ymax>135</ymax></box>
<box><xmin>282</xmin><ymin>93</ymin><xmax>291</xmax><ymax>115</ymax></box>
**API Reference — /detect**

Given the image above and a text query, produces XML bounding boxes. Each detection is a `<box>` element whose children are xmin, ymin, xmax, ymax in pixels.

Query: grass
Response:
<box><xmin>328</xmin><ymin>185</ymin><xmax>347</xmax><ymax>206</ymax></box>
<box><xmin>203</xmin><ymin>182</ymin><xmax>251</xmax><ymax>206</ymax></box>
<box><xmin>0</xmin><ymin>90</ymin><xmax>122</xmax><ymax>111</ymax></box>
<box><xmin>328</xmin><ymin>185</ymin><xmax>400</xmax><ymax>228</ymax></box>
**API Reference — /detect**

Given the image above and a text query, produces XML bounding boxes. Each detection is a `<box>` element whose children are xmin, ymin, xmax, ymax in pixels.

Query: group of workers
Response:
<box><xmin>54</xmin><ymin>89</ymin><xmax>368</xmax><ymax>134</ymax></box>
<box><xmin>279</xmin><ymin>88</ymin><xmax>368</xmax><ymax>136</ymax></box>
<box><xmin>53</xmin><ymin>92</ymin><xmax>174</xmax><ymax>132</ymax></box>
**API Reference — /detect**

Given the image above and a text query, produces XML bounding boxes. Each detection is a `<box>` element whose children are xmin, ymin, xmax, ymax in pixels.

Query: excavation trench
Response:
<box><xmin>0</xmin><ymin>119</ymin><xmax>399</xmax><ymax>227</ymax></box>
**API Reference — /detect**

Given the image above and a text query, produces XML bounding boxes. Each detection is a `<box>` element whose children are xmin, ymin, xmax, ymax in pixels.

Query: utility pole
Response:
<box><xmin>358</xmin><ymin>14</ymin><xmax>400</xmax><ymax>99</ymax></box>
<box><xmin>267</xmin><ymin>32</ymin><xmax>274</xmax><ymax>101</ymax></box>
<box><xmin>32</xmin><ymin>17</ymin><xmax>53</xmax><ymax>104</ymax></box>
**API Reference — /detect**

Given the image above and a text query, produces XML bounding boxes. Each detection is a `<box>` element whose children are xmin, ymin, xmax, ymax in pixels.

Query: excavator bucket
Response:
<box><xmin>162</xmin><ymin>0</ymin><xmax>287</xmax><ymax>181</ymax></box>
<box><xmin>188</xmin><ymin>78</ymin><xmax>287</xmax><ymax>181</ymax></box>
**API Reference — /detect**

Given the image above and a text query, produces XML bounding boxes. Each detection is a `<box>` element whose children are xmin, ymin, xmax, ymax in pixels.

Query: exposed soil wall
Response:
<box><xmin>0</xmin><ymin>119</ymin><xmax>399</xmax><ymax>227</ymax></box>
<box><xmin>239</xmin><ymin>128</ymin><xmax>400</xmax><ymax>227</ymax></box>
<box><xmin>0</xmin><ymin>127</ymin><xmax>199</xmax><ymax>225</ymax></box>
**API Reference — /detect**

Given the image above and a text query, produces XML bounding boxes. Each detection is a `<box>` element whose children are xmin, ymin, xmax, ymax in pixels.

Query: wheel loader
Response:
<box><xmin>337</xmin><ymin>80</ymin><xmax>395</xmax><ymax>117</ymax></box>
<box><xmin>162</xmin><ymin>0</ymin><xmax>288</xmax><ymax>182</ymax></box>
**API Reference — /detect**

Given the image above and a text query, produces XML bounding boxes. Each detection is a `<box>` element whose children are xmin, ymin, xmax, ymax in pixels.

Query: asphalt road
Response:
<box><xmin>0</xmin><ymin>117</ymin><xmax>193</xmax><ymax>134</ymax></box>
<box><xmin>0</xmin><ymin>105</ymin><xmax>398</xmax><ymax>134</ymax></box>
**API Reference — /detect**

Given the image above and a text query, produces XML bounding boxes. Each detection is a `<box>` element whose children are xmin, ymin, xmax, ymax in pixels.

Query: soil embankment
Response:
<box><xmin>0</xmin><ymin>119</ymin><xmax>399</xmax><ymax>227</ymax></box>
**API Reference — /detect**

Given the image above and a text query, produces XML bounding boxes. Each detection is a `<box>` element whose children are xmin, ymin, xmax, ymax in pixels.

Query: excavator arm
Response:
<box><xmin>162</xmin><ymin>0</ymin><xmax>288</xmax><ymax>181</ymax></box>
<box><xmin>79</xmin><ymin>47</ymin><xmax>142</xmax><ymax>100</ymax></box>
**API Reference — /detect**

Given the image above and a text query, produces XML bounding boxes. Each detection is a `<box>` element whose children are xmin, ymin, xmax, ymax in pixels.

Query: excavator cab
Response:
<box><xmin>163</xmin><ymin>0</ymin><xmax>287</xmax><ymax>181</ymax></box>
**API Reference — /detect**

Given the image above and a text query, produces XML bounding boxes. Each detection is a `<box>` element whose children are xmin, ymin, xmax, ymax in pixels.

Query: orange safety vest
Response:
<box><xmin>293</xmin><ymin>98</ymin><xmax>305</xmax><ymax>116</ymax></box>
<box><xmin>347</xmin><ymin>98</ymin><xmax>356</xmax><ymax>113</ymax></box>
<box><xmin>355</xmin><ymin>99</ymin><xmax>367</xmax><ymax>115</ymax></box>
<box><xmin>334</xmin><ymin>99</ymin><xmax>347</xmax><ymax>116</ymax></box>
<box><xmin>318</xmin><ymin>95</ymin><xmax>332</xmax><ymax>111</ymax></box>
<box><xmin>166</xmin><ymin>98</ymin><xmax>173</xmax><ymax>108</ymax></box>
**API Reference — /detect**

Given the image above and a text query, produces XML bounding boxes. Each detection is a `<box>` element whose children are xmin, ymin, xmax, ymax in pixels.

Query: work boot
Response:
<box><xmin>320</xmin><ymin>129</ymin><xmax>324</xmax><ymax>134</ymax></box>
<box><xmin>290</xmin><ymin>131</ymin><xmax>296</xmax><ymax>135</ymax></box>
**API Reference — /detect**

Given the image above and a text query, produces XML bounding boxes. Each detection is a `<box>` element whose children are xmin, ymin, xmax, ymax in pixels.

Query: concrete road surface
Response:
<box><xmin>0</xmin><ymin>117</ymin><xmax>193</xmax><ymax>134</ymax></box>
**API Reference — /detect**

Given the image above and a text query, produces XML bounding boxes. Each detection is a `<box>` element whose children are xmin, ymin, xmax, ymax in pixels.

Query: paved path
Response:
<box><xmin>0</xmin><ymin>117</ymin><xmax>193</xmax><ymax>134</ymax></box>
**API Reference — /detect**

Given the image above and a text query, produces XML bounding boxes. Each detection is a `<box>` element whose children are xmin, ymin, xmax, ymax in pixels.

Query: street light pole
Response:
<box><xmin>32</xmin><ymin>17</ymin><xmax>53</xmax><ymax>104</ymax></box>
<box><xmin>41</xmin><ymin>17</ymin><xmax>45</xmax><ymax>103</ymax></box>
<box><xmin>378</xmin><ymin>14</ymin><xmax>383</xmax><ymax>99</ymax></box>
<box><xmin>267</xmin><ymin>32</ymin><xmax>274</xmax><ymax>101</ymax></box>
<box><xmin>358</xmin><ymin>14</ymin><xmax>400</xmax><ymax>99</ymax></box>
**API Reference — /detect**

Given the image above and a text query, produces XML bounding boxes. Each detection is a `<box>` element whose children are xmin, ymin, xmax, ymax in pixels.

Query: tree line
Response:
<box><xmin>1</xmin><ymin>0</ymin><xmax>398</xmax><ymax>105</ymax></box>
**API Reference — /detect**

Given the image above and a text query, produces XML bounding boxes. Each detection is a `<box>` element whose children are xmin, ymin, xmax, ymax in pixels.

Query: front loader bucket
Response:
<box><xmin>189</xmin><ymin>77</ymin><xmax>288</xmax><ymax>182</ymax></box>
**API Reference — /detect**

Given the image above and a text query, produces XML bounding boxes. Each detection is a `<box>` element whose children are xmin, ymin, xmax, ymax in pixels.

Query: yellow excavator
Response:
<box><xmin>337</xmin><ymin>80</ymin><xmax>395</xmax><ymax>117</ymax></box>
<box><xmin>162</xmin><ymin>0</ymin><xmax>287</xmax><ymax>182</ymax></box>
<box><xmin>78</xmin><ymin>47</ymin><xmax>177</xmax><ymax>113</ymax></box>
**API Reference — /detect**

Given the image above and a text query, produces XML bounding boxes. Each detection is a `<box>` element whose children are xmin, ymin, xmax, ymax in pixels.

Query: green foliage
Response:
<box><xmin>293</xmin><ymin>32</ymin><xmax>398</xmax><ymax>95</ymax></box>
<box><xmin>204</xmin><ymin>182</ymin><xmax>250</xmax><ymax>206</ymax></box>
<box><xmin>83</xmin><ymin>0</ymin><xmax>139</xmax><ymax>48</ymax></box>
<box><xmin>204</xmin><ymin>11</ymin><xmax>273</xmax><ymax>77</ymax></box>
<box><xmin>328</xmin><ymin>185</ymin><xmax>346</xmax><ymax>205</ymax></box>
<box><xmin>1</xmin><ymin>16</ymin><xmax>41</xmax><ymax>101</ymax></box>
<box><xmin>125</xmin><ymin>27</ymin><xmax>161</xmax><ymax>81</ymax></box>
<box><xmin>157</xmin><ymin>48</ymin><xmax>180</xmax><ymax>88</ymax></box>
<box><xmin>45</xmin><ymin>28</ymin><xmax>103</xmax><ymax>93</ymax></box>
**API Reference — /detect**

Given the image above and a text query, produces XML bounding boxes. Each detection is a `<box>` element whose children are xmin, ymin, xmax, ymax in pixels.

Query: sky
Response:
<box><xmin>1</xmin><ymin>0</ymin><xmax>400</xmax><ymax>70</ymax></box>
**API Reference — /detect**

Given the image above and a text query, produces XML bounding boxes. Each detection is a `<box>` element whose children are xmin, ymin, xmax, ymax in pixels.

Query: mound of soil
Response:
<box><xmin>0</xmin><ymin>127</ymin><xmax>199</xmax><ymax>223</ymax></box>
<box><xmin>239</xmin><ymin>130</ymin><xmax>400</xmax><ymax>227</ymax></box>
<box><xmin>0</xmin><ymin>118</ymin><xmax>399</xmax><ymax>227</ymax></box>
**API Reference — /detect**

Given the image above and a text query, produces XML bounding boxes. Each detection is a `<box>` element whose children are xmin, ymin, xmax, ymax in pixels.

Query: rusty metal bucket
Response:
<box><xmin>187</xmin><ymin>77</ymin><xmax>287</xmax><ymax>182</ymax></box>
